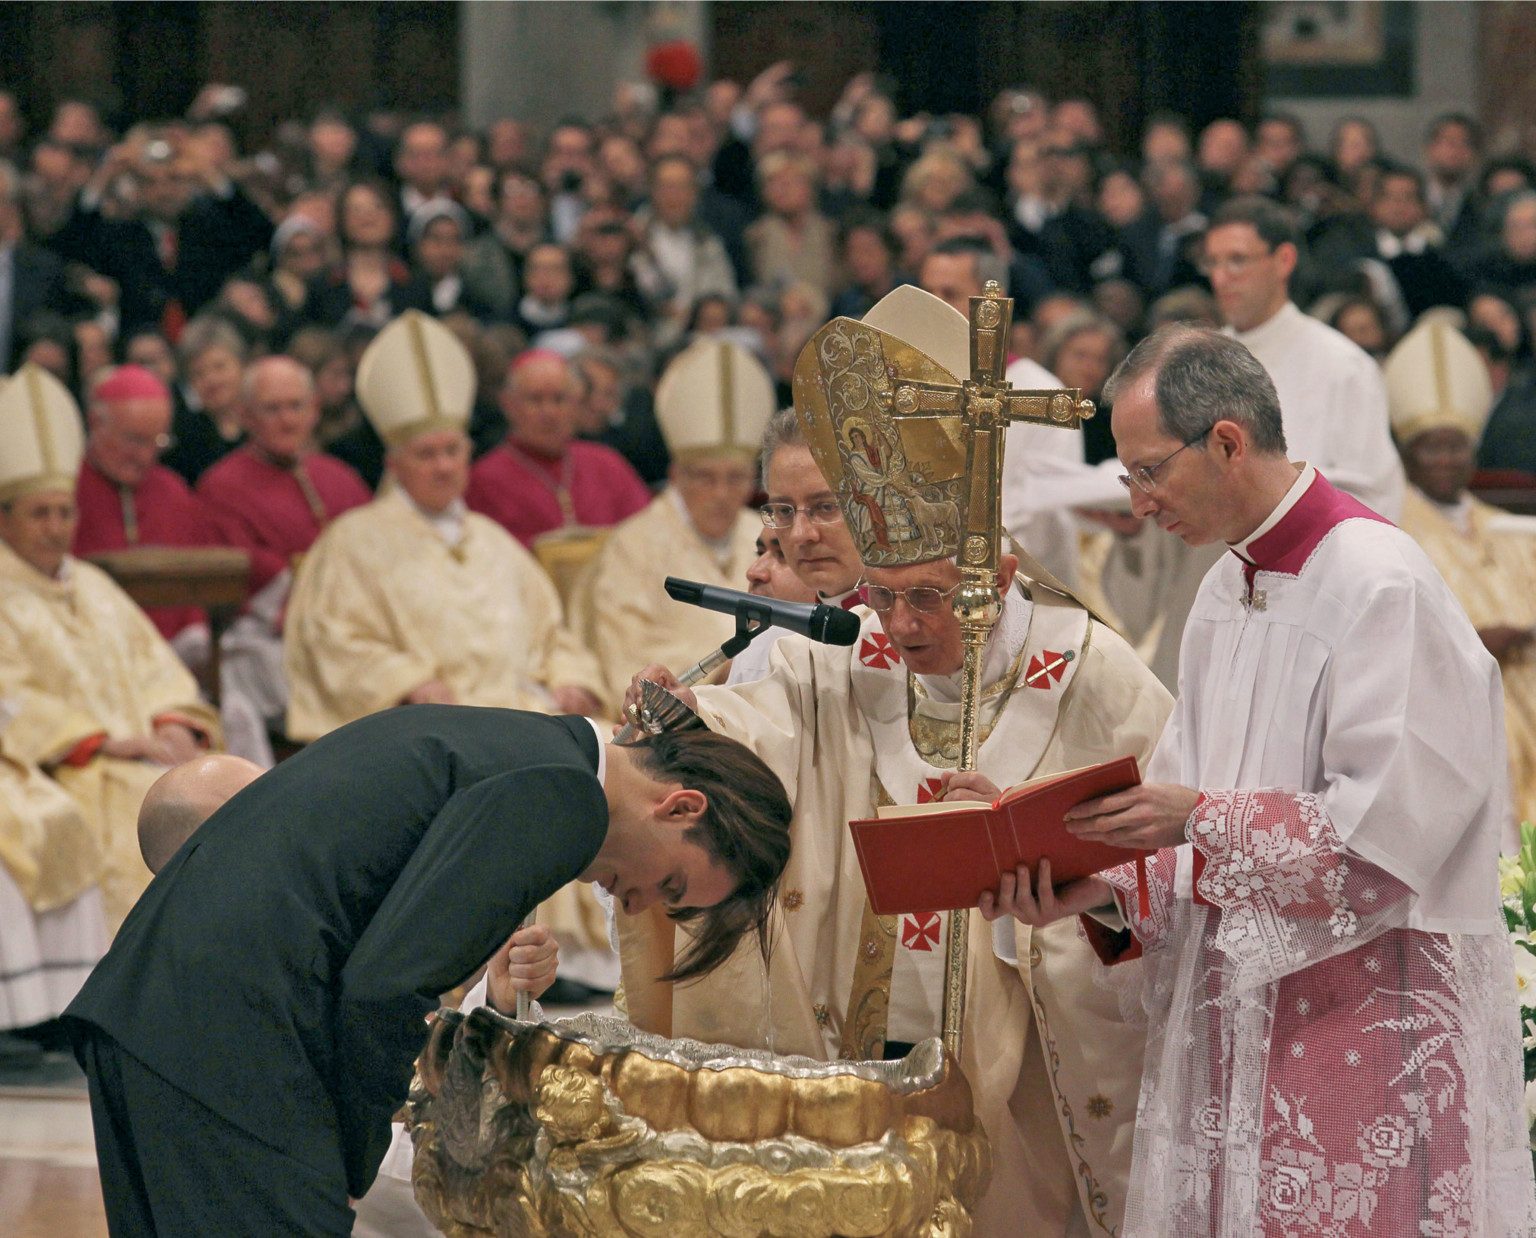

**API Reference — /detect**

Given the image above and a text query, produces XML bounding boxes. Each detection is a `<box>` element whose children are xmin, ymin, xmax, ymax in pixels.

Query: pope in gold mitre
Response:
<box><xmin>621</xmin><ymin>286</ymin><xmax>1173</xmax><ymax>1237</ymax></box>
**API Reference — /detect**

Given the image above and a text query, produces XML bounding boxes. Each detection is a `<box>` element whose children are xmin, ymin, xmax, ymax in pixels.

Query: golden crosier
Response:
<box><xmin>406</xmin><ymin>1008</ymin><xmax>993</xmax><ymax>1238</ymax></box>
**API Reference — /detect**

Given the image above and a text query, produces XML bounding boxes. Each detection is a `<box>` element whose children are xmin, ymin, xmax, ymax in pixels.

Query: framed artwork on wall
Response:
<box><xmin>1262</xmin><ymin>0</ymin><xmax>1416</xmax><ymax>97</ymax></box>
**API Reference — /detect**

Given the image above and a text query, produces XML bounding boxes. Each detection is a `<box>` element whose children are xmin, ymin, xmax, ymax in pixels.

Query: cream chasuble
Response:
<box><xmin>284</xmin><ymin>488</ymin><xmax>610</xmax><ymax>953</ymax></box>
<box><xmin>0</xmin><ymin>545</ymin><xmax>221</xmax><ymax>928</ymax></box>
<box><xmin>617</xmin><ymin>582</ymin><xmax>1173</xmax><ymax>1238</ymax></box>
<box><xmin>575</xmin><ymin>493</ymin><xmax>761</xmax><ymax>711</ymax></box>
<box><xmin>284</xmin><ymin>488</ymin><xmax>605</xmax><ymax>739</ymax></box>
<box><xmin>1399</xmin><ymin>485</ymin><xmax>1536</xmax><ymax>838</ymax></box>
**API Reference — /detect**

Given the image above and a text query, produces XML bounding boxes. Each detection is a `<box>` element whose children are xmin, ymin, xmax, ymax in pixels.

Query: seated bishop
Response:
<box><xmin>196</xmin><ymin>355</ymin><xmax>373</xmax><ymax>765</ymax></box>
<box><xmin>0</xmin><ymin>364</ymin><xmax>222</xmax><ymax>959</ymax></box>
<box><xmin>71</xmin><ymin>365</ymin><xmax>222</xmax><ymax>666</ymax></box>
<box><xmin>1387</xmin><ymin>318</ymin><xmax>1536</xmax><ymax>838</ymax></box>
<box><xmin>575</xmin><ymin>339</ymin><xmax>773</xmax><ymax>710</ymax></box>
<box><xmin>283</xmin><ymin>312</ymin><xmax>612</xmax><ymax>988</ymax></box>
<box><xmin>465</xmin><ymin>348</ymin><xmax>652</xmax><ymax>548</ymax></box>
<box><xmin>285</xmin><ymin>310</ymin><xmax>607</xmax><ymax>736</ymax></box>
<box><xmin>622</xmin><ymin>287</ymin><xmax>1174</xmax><ymax>1238</ymax></box>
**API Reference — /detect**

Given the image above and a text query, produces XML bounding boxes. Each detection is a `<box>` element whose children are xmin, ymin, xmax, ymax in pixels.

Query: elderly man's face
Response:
<box><xmin>388</xmin><ymin>429</ymin><xmax>471</xmax><ymax>515</ymax></box>
<box><xmin>672</xmin><ymin>454</ymin><xmax>756</xmax><ymax>543</ymax></box>
<box><xmin>0</xmin><ymin>490</ymin><xmax>76</xmax><ymax>578</ymax></box>
<box><xmin>502</xmin><ymin>357</ymin><xmax>580</xmax><ymax>456</ymax></box>
<box><xmin>242</xmin><ymin>361</ymin><xmax>319</xmax><ymax>463</ymax></box>
<box><xmin>862</xmin><ymin>556</ymin><xmax>1018</xmax><ymax>677</ymax></box>
<box><xmin>88</xmin><ymin>393</ymin><xmax>172</xmax><ymax>489</ymax></box>
<box><xmin>918</xmin><ymin>252</ymin><xmax>983</xmax><ymax>318</ymax></box>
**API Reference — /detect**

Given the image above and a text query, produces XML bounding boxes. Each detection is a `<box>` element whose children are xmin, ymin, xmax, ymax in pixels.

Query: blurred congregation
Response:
<box><xmin>3</xmin><ymin>0</ymin><xmax>1536</xmax><ymax>1042</ymax></box>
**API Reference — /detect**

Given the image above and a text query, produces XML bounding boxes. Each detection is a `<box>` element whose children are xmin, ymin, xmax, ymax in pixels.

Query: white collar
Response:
<box><xmin>820</xmin><ymin>586</ymin><xmax>863</xmax><ymax>608</ymax></box>
<box><xmin>1229</xmin><ymin>299</ymin><xmax>1302</xmax><ymax>350</ymax></box>
<box><xmin>1229</xmin><ymin>462</ymin><xmax>1315</xmax><ymax>563</ymax></box>
<box><xmin>402</xmin><ymin>490</ymin><xmax>468</xmax><ymax>548</ymax></box>
<box><xmin>585</xmin><ymin>717</ymin><xmax>608</xmax><ymax>784</ymax></box>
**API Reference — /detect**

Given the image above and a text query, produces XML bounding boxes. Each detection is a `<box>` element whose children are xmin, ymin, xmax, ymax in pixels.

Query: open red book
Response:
<box><xmin>849</xmin><ymin>756</ymin><xmax>1142</xmax><ymax>916</ymax></box>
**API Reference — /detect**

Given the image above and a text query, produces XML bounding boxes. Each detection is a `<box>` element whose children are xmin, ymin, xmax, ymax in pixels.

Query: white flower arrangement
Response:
<box><xmin>1498</xmin><ymin>822</ymin><xmax>1536</xmax><ymax>1160</ymax></box>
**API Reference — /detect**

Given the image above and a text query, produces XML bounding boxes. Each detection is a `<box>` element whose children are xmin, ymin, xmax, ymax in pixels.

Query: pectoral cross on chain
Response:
<box><xmin>880</xmin><ymin>282</ymin><xmax>1095</xmax><ymax>580</ymax></box>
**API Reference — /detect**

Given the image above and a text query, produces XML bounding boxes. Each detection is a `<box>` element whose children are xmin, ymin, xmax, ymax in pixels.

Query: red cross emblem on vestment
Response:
<box><xmin>859</xmin><ymin>632</ymin><xmax>901</xmax><ymax>669</ymax></box>
<box><xmin>901</xmin><ymin>912</ymin><xmax>943</xmax><ymax>951</ymax></box>
<box><xmin>916</xmin><ymin>777</ymin><xmax>944</xmax><ymax>803</ymax></box>
<box><xmin>1025</xmin><ymin>649</ymin><xmax>1068</xmax><ymax>689</ymax></box>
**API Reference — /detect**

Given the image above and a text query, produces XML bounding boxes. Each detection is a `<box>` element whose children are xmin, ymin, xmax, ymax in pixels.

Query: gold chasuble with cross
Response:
<box><xmin>615</xmin><ymin>287</ymin><xmax>1171</xmax><ymax>1237</ymax></box>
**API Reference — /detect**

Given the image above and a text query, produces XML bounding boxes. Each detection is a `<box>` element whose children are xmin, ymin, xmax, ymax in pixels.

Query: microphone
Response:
<box><xmin>664</xmin><ymin>578</ymin><xmax>861</xmax><ymax>646</ymax></box>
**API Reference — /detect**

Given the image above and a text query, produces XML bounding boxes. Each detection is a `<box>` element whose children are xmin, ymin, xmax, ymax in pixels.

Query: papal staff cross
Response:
<box><xmin>880</xmin><ymin>281</ymin><xmax>1093</xmax><ymax>1057</ymax></box>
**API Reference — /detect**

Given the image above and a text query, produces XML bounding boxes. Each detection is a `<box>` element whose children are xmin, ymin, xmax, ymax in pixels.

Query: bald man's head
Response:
<box><xmin>138</xmin><ymin>755</ymin><xmax>263</xmax><ymax>874</ymax></box>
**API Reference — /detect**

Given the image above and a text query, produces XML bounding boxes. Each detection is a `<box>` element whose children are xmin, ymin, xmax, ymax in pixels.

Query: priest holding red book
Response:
<box><xmin>985</xmin><ymin>325</ymin><xmax>1536</xmax><ymax>1238</ymax></box>
<box><xmin>624</xmin><ymin>286</ymin><xmax>1172</xmax><ymax>1238</ymax></box>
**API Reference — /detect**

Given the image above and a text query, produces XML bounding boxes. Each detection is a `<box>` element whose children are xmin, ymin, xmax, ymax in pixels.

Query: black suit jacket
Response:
<box><xmin>66</xmin><ymin>706</ymin><xmax>608</xmax><ymax>1197</ymax></box>
<box><xmin>6</xmin><ymin>241</ymin><xmax>74</xmax><ymax>368</ymax></box>
<box><xmin>50</xmin><ymin>186</ymin><xmax>273</xmax><ymax>338</ymax></box>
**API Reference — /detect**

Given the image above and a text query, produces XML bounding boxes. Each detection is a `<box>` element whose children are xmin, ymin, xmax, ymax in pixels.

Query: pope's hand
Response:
<box><xmin>979</xmin><ymin>859</ymin><xmax>1114</xmax><ymax>927</ymax></box>
<box><xmin>624</xmin><ymin>664</ymin><xmax>697</xmax><ymax>719</ymax></box>
<box><xmin>1063</xmin><ymin>782</ymin><xmax>1200</xmax><ymax>851</ymax></box>
<box><xmin>152</xmin><ymin>722</ymin><xmax>202</xmax><ymax>766</ymax></box>
<box><xmin>936</xmin><ymin>769</ymin><xmax>1001</xmax><ymax>803</ymax></box>
<box><xmin>487</xmin><ymin>924</ymin><xmax>559</xmax><ymax>1014</ymax></box>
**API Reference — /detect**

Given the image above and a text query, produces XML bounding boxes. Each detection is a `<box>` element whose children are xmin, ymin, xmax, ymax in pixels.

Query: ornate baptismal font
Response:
<box><xmin>406</xmin><ymin>1009</ymin><xmax>989</xmax><ymax>1238</ymax></box>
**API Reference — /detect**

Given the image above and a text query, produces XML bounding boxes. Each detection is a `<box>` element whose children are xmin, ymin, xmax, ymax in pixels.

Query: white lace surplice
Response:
<box><xmin>1096</xmin><ymin>477</ymin><xmax>1535</xmax><ymax>1238</ymax></box>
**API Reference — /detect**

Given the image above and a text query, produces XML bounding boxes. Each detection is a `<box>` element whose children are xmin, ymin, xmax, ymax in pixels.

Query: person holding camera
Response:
<box><xmin>51</xmin><ymin>128</ymin><xmax>272</xmax><ymax>342</ymax></box>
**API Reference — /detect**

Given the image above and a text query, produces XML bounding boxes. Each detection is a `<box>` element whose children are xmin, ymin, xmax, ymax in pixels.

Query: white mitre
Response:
<box><xmin>654</xmin><ymin>338</ymin><xmax>776</xmax><ymax>462</ymax></box>
<box><xmin>1383</xmin><ymin>318</ymin><xmax>1494</xmax><ymax>446</ymax></box>
<box><xmin>862</xmin><ymin>283</ymin><xmax>971</xmax><ymax>378</ymax></box>
<box><xmin>355</xmin><ymin>310</ymin><xmax>477</xmax><ymax>447</ymax></box>
<box><xmin>0</xmin><ymin>363</ymin><xmax>84</xmax><ymax>502</ymax></box>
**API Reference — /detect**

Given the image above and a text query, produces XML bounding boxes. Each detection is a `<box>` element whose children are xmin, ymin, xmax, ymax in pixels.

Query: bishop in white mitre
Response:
<box><xmin>0</xmin><ymin>365</ymin><xmax>221</xmax><ymax>1024</ymax></box>
<box><xmin>283</xmin><ymin>311</ymin><xmax>610</xmax><ymax>962</ymax></box>
<box><xmin>622</xmin><ymin>287</ymin><xmax>1174</xmax><ymax>1238</ymax></box>
<box><xmin>573</xmin><ymin>339</ymin><xmax>771</xmax><ymax>711</ymax></box>
<box><xmin>1006</xmin><ymin>325</ymin><xmax>1534</xmax><ymax>1238</ymax></box>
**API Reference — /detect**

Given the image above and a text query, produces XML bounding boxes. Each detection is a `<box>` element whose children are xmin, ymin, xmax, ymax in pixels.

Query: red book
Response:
<box><xmin>849</xmin><ymin>757</ymin><xmax>1142</xmax><ymax>916</ymax></box>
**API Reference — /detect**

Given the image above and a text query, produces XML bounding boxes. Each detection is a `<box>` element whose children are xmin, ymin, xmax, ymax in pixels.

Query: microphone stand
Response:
<box><xmin>515</xmin><ymin>611</ymin><xmax>768</xmax><ymax>1018</ymax></box>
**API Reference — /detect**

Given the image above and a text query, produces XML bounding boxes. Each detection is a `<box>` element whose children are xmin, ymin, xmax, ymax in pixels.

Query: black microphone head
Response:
<box><xmin>810</xmin><ymin>604</ymin><xmax>862</xmax><ymax>646</ymax></box>
<box><xmin>664</xmin><ymin>577</ymin><xmax>704</xmax><ymax>605</ymax></box>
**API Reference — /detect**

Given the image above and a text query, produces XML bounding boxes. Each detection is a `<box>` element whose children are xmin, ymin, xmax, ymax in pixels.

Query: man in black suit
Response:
<box><xmin>65</xmin><ymin>705</ymin><xmax>791</xmax><ymax>1237</ymax></box>
<box><xmin>50</xmin><ymin>130</ymin><xmax>273</xmax><ymax>340</ymax></box>
<box><xmin>0</xmin><ymin>159</ymin><xmax>76</xmax><ymax>370</ymax></box>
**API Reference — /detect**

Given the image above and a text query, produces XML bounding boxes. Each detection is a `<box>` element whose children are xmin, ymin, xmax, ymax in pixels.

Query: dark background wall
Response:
<box><xmin>0</xmin><ymin>0</ymin><xmax>1272</xmax><ymax>157</ymax></box>
<box><xmin>0</xmin><ymin>1</ymin><xmax>459</xmax><ymax>144</ymax></box>
<box><xmin>711</xmin><ymin>2</ymin><xmax>1263</xmax><ymax>154</ymax></box>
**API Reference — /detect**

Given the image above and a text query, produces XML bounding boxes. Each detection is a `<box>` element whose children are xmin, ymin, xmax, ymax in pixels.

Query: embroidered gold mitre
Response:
<box><xmin>0</xmin><ymin>363</ymin><xmax>84</xmax><ymax>503</ymax></box>
<box><xmin>355</xmin><ymin>310</ymin><xmax>476</xmax><ymax>448</ymax></box>
<box><xmin>791</xmin><ymin>286</ymin><xmax>975</xmax><ymax>567</ymax></box>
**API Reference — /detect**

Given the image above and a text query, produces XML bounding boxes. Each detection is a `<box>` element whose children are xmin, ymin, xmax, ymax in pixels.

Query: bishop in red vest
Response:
<box><xmin>466</xmin><ymin>349</ymin><xmax>650</xmax><ymax>548</ymax></box>
<box><xmin>194</xmin><ymin>356</ymin><xmax>371</xmax><ymax>764</ymax></box>
<box><xmin>72</xmin><ymin>365</ymin><xmax>222</xmax><ymax>649</ymax></box>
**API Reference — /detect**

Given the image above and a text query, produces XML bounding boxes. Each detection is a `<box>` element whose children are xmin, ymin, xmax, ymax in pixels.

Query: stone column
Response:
<box><xmin>460</xmin><ymin>0</ymin><xmax>708</xmax><ymax>132</ymax></box>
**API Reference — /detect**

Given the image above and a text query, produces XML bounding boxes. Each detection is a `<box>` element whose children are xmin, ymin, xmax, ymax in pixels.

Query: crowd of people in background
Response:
<box><xmin>0</xmin><ymin>65</ymin><xmax>1532</xmax><ymax>495</ymax></box>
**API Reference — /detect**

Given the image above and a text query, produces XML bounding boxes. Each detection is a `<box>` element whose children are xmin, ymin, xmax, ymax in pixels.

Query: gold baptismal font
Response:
<box><xmin>405</xmin><ymin>290</ymin><xmax>1091</xmax><ymax>1237</ymax></box>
